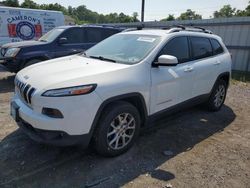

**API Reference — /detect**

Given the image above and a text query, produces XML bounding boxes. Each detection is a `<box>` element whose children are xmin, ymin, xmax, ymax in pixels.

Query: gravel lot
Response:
<box><xmin>0</xmin><ymin>66</ymin><xmax>249</xmax><ymax>188</ymax></box>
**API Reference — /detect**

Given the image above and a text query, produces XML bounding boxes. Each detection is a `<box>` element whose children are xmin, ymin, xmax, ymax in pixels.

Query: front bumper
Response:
<box><xmin>17</xmin><ymin>118</ymin><xmax>91</xmax><ymax>146</ymax></box>
<box><xmin>11</xmin><ymin>91</ymin><xmax>102</xmax><ymax>146</ymax></box>
<box><xmin>0</xmin><ymin>57</ymin><xmax>22</xmax><ymax>72</ymax></box>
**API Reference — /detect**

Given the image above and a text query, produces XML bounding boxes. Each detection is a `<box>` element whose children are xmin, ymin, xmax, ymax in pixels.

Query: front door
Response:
<box><xmin>52</xmin><ymin>28</ymin><xmax>86</xmax><ymax>58</ymax></box>
<box><xmin>150</xmin><ymin>36</ymin><xmax>194</xmax><ymax>114</ymax></box>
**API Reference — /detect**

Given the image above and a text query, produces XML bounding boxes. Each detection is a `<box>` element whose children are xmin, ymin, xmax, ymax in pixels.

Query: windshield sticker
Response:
<box><xmin>137</xmin><ymin>37</ymin><xmax>156</xmax><ymax>43</ymax></box>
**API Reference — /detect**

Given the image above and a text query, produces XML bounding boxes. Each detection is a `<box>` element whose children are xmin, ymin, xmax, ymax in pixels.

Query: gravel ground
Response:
<box><xmin>0</xmin><ymin>67</ymin><xmax>249</xmax><ymax>188</ymax></box>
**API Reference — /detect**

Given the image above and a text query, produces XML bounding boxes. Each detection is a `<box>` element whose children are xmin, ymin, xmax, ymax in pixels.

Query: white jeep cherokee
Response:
<box><xmin>11</xmin><ymin>27</ymin><xmax>232</xmax><ymax>156</ymax></box>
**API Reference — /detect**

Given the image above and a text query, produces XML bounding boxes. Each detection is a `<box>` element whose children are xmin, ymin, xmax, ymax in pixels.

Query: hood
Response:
<box><xmin>17</xmin><ymin>55</ymin><xmax>130</xmax><ymax>91</ymax></box>
<box><xmin>2</xmin><ymin>40</ymin><xmax>46</xmax><ymax>48</ymax></box>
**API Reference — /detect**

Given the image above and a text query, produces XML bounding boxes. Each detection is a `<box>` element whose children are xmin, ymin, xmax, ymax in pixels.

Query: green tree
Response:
<box><xmin>97</xmin><ymin>14</ymin><xmax>106</xmax><ymax>23</ymax></box>
<box><xmin>213</xmin><ymin>5</ymin><xmax>236</xmax><ymax>18</ymax></box>
<box><xmin>71</xmin><ymin>5</ymin><xmax>100</xmax><ymax>23</ymax></box>
<box><xmin>118</xmin><ymin>12</ymin><xmax>133</xmax><ymax>23</ymax></box>
<box><xmin>21</xmin><ymin>0</ymin><xmax>39</xmax><ymax>9</ymax></box>
<box><xmin>40</xmin><ymin>3</ymin><xmax>67</xmax><ymax>14</ymax></box>
<box><xmin>68</xmin><ymin>6</ymin><xmax>73</xmax><ymax>15</ymax></box>
<box><xmin>235</xmin><ymin>9</ymin><xmax>246</xmax><ymax>16</ymax></box>
<box><xmin>243</xmin><ymin>1</ymin><xmax>250</xmax><ymax>16</ymax></box>
<box><xmin>178</xmin><ymin>9</ymin><xmax>202</xmax><ymax>20</ymax></box>
<box><xmin>0</xmin><ymin>0</ymin><xmax>19</xmax><ymax>7</ymax></box>
<box><xmin>0</xmin><ymin>0</ymin><xmax>144</xmax><ymax>24</ymax></box>
<box><xmin>106</xmin><ymin>13</ymin><xmax>119</xmax><ymax>23</ymax></box>
<box><xmin>132</xmin><ymin>12</ymin><xmax>139</xmax><ymax>22</ymax></box>
<box><xmin>227</xmin><ymin>1</ymin><xmax>250</xmax><ymax>17</ymax></box>
<box><xmin>161</xmin><ymin>14</ymin><xmax>175</xmax><ymax>21</ymax></box>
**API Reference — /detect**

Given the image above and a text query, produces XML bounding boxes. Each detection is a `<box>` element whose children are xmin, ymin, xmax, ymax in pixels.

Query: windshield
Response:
<box><xmin>84</xmin><ymin>34</ymin><xmax>161</xmax><ymax>64</ymax></box>
<box><xmin>39</xmin><ymin>28</ymin><xmax>65</xmax><ymax>42</ymax></box>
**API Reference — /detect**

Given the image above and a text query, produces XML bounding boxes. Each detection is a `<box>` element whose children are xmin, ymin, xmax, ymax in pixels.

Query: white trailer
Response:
<box><xmin>0</xmin><ymin>6</ymin><xmax>65</xmax><ymax>46</ymax></box>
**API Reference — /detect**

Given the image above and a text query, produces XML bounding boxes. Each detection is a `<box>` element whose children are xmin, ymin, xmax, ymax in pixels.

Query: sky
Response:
<box><xmin>19</xmin><ymin>0</ymin><xmax>249</xmax><ymax>21</ymax></box>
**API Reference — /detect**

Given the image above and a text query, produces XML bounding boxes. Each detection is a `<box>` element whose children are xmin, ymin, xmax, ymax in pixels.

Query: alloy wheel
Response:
<box><xmin>107</xmin><ymin>113</ymin><xmax>136</xmax><ymax>150</ymax></box>
<box><xmin>214</xmin><ymin>85</ymin><xmax>226</xmax><ymax>108</ymax></box>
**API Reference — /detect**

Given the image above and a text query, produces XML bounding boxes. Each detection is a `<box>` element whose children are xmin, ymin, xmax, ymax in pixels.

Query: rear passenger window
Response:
<box><xmin>190</xmin><ymin>37</ymin><xmax>213</xmax><ymax>60</ymax></box>
<box><xmin>158</xmin><ymin>36</ymin><xmax>190</xmax><ymax>63</ymax></box>
<box><xmin>102</xmin><ymin>29</ymin><xmax>119</xmax><ymax>39</ymax></box>
<box><xmin>60</xmin><ymin>28</ymin><xmax>83</xmax><ymax>44</ymax></box>
<box><xmin>211</xmin><ymin>39</ymin><xmax>224</xmax><ymax>55</ymax></box>
<box><xmin>85</xmin><ymin>28</ymin><xmax>104</xmax><ymax>43</ymax></box>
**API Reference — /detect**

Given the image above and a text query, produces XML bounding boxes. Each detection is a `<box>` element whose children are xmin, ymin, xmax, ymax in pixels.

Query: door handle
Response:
<box><xmin>184</xmin><ymin>67</ymin><xmax>193</xmax><ymax>72</ymax></box>
<box><xmin>213</xmin><ymin>61</ymin><xmax>221</xmax><ymax>65</ymax></box>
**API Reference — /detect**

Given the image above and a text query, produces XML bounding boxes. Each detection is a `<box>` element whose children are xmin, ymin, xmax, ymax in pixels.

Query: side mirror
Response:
<box><xmin>58</xmin><ymin>37</ymin><xmax>67</xmax><ymax>45</ymax></box>
<box><xmin>155</xmin><ymin>55</ymin><xmax>178</xmax><ymax>66</ymax></box>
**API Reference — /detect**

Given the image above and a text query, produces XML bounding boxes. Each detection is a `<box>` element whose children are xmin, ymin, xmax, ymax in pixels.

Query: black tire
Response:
<box><xmin>206</xmin><ymin>79</ymin><xmax>227</xmax><ymax>111</ymax></box>
<box><xmin>23</xmin><ymin>59</ymin><xmax>42</xmax><ymax>68</ymax></box>
<box><xmin>94</xmin><ymin>101</ymin><xmax>141</xmax><ymax>157</ymax></box>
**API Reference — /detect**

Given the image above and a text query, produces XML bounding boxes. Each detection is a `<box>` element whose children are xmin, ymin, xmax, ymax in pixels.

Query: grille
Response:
<box><xmin>0</xmin><ymin>48</ymin><xmax>7</xmax><ymax>57</ymax></box>
<box><xmin>15</xmin><ymin>78</ymin><xmax>36</xmax><ymax>105</ymax></box>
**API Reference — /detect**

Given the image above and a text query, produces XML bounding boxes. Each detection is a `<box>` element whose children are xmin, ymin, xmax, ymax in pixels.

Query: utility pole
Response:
<box><xmin>141</xmin><ymin>0</ymin><xmax>145</xmax><ymax>22</ymax></box>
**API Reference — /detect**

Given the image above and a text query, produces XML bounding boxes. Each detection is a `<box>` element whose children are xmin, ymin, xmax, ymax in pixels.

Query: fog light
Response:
<box><xmin>42</xmin><ymin>108</ymin><xmax>64</xmax><ymax>118</ymax></box>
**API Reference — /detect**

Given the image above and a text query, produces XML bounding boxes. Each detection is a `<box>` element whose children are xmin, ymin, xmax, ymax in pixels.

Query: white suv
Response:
<box><xmin>11</xmin><ymin>27</ymin><xmax>232</xmax><ymax>156</ymax></box>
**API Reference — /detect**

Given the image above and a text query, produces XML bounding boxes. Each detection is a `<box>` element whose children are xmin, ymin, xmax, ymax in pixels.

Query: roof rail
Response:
<box><xmin>122</xmin><ymin>28</ymin><xmax>139</xmax><ymax>32</ymax></box>
<box><xmin>82</xmin><ymin>24</ymin><xmax>125</xmax><ymax>29</ymax></box>
<box><xmin>121</xmin><ymin>23</ymin><xmax>145</xmax><ymax>32</ymax></box>
<box><xmin>122</xmin><ymin>24</ymin><xmax>213</xmax><ymax>34</ymax></box>
<box><xmin>192</xmin><ymin>26</ymin><xmax>213</xmax><ymax>34</ymax></box>
<box><xmin>172</xmin><ymin>24</ymin><xmax>186</xmax><ymax>30</ymax></box>
<box><xmin>167</xmin><ymin>28</ymin><xmax>182</xmax><ymax>33</ymax></box>
<box><xmin>168</xmin><ymin>25</ymin><xmax>213</xmax><ymax>34</ymax></box>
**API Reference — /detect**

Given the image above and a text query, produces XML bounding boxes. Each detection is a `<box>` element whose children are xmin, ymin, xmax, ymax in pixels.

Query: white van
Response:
<box><xmin>0</xmin><ymin>6</ymin><xmax>64</xmax><ymax>46</ymax></box>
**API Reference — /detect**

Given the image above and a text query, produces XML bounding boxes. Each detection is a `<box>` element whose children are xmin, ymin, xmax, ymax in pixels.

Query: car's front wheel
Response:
<box><xmin>94</xmin><ymin>101</ymin><xmax>141</xmax><ymax>157</ymax></box>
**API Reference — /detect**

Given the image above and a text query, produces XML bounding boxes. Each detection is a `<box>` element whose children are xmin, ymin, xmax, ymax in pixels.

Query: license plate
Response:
<box><xmin>10</xmin><ymin>102</ymin><xmax>20</xmax><ymax>122</ymax></box>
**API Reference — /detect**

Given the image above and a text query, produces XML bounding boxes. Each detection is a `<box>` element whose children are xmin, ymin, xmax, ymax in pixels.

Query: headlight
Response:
<box><xmin>5</xmin><ymin>48</ymin><xmax>20</xmax><ymax>57</ymax></box>
<box><xmin>42</xmin><ymin>84</ymin><xmax>97</xmax><ymax>97</ymax></box>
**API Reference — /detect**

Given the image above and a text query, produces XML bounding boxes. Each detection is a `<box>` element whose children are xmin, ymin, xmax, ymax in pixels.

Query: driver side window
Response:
<box><xmin>158</xmin><ymin>36</ymin><xmax>190</xmax><ymax>63</ymax></box>
<box><xmin>60</xmin><ymin>28</ymin><xmax>84</xmax><ymax>44</ymax></box>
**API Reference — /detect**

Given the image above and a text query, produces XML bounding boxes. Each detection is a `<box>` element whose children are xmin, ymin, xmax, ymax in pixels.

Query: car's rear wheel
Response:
<box><xmin>94</xmin><ymin>101</ymin><xmax>141</xmax><ymax>157</ymax></box>
<box><xmin>206</xmin><ymin>79</ymin><xmax>227</xmax><ymax>111</ymax></box>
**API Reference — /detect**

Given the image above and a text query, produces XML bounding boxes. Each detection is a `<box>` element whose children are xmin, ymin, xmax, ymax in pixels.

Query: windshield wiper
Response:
<box><xmin>89</xmin><ymin>55</ymin><xmax>116</xmax><ymax>63</ymax></box>
<box><xmin>39</xmin><ymin>39</ymin><xmax>47</xmax><ymax>42</ymax></box>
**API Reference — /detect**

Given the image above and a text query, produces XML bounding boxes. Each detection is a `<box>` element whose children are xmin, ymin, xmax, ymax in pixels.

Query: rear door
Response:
<box><xmin>210</xmin><ymin>38</ymin><xmax>225</xmax><ymax>75</ymax></box>
<box><xmin>84</xmin><ymin>27</ymin><xmax>119</xmax><ymax>49</ymax></box>
<box><xmin>189</xmin><ymin>36</ymin><xmax>218</xmax><ymax>97</ymax></box>
<box><xmin>150</xmin><ymin>36</ymin><xmax>194</xmax><ymax>114</ymax></box>
<box><xmin>83</xmin><ymin>27</ymin><xmax>104</xmax><ymax>49</ymax></box>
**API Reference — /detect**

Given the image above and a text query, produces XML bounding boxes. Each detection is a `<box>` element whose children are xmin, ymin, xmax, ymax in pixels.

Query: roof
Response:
<box><xmin>123</xmin><ymin>29</ymin><xmax>170</xmax><ymax>37</ymax></box>
<box><xmin>57</xmin><ymin>25</ymin><xmax>124</xmax><ymax>31</ymax></box>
